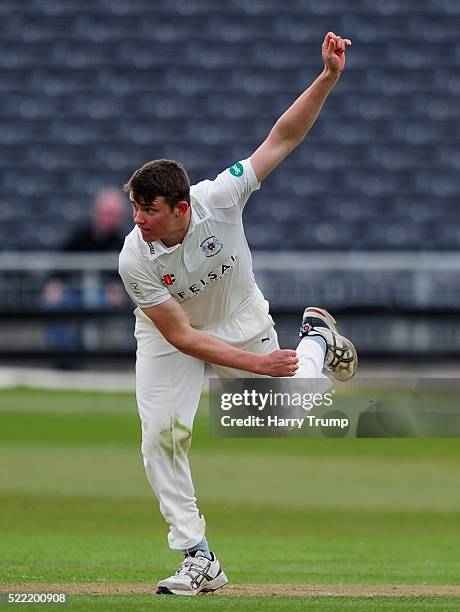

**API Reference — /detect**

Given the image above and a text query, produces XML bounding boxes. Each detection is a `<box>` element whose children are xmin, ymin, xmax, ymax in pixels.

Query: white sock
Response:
<box><xmin>295</xmin><ymin>337</ymin><xmax>326</xmax><ymax>378</ymax></box>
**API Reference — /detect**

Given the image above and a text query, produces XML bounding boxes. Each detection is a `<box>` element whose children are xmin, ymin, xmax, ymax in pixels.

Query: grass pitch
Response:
<box><xmin>1</xmin><ymin>387</ymin><xmax>459</xmax><ymax>610</ymax></box>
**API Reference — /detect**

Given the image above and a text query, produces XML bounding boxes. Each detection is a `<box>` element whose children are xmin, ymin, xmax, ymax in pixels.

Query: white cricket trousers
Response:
<box><xmin>134</xmin><ymin>289</ymin><xmax>329</xmax><ymax>550</ymax></box>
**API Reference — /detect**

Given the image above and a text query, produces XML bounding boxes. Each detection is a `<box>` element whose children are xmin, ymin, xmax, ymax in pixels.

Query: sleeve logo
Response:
<box><xmin>229</xmin><ymin>162</ymin><xmax>244</xmax><ymax>177</ymax></box>
<box><xmin>129</xmin><ymin>282</ymin><xmax>142</xmax><ymax>297</ymax></box>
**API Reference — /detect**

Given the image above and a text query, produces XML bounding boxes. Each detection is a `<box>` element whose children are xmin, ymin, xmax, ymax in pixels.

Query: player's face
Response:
<box><xmin>130</xmin><ymin>192</ymin><xmax>188</xmax><ymax>246</ymax></box>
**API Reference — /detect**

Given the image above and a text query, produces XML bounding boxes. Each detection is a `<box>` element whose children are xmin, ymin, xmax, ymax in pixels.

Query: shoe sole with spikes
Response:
<box><xmin>300</xmin><ymin>306</ymin><xmax>358</xmax><ymax>382</ymax></box>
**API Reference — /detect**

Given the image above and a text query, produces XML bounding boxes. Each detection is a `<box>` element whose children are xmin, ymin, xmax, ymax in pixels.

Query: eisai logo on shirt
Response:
<box><xmin>175</xmin><ymin>254</ymin><xmax>238</xmax><ymax>301</ymax></box>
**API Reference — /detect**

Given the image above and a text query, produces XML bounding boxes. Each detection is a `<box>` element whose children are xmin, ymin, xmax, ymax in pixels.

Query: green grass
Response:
<box><xmin>2</xmin><ymin>596</ymin><xmax>459</xmax><ymax>611</ymax></box>
<box><xmin>56</xmin><ymin>595</ymin><xmax>460</xmax><ymax>611</ymax></box>
<box><xmin>1</xmin><ymin>388</ymin><xmax>459</xmax><ymax>610</ymax></box>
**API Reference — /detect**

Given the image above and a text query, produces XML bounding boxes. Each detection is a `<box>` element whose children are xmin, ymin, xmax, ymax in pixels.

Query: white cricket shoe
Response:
<box><xmin>156</xmin><ymin>551</ymin><xmax>228</xmax><ymax>596</ymax></box>
<box><xmin>300</xmin><ymin>306</ymin><xmax>358</xmax><ymax>382</ymax></box>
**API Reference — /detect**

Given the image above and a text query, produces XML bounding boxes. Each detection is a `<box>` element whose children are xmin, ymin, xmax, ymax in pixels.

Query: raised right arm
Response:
<box><xmin>142</xmin><ymin>298</ymin><xmax>299</xmax><ymax>377</ymax></box>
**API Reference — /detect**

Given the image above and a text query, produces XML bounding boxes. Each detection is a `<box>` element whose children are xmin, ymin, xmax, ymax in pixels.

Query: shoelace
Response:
<box><xmin>175</xmin><ymin>556</ymin><xmax>210</xmax><ymax>577</ymax></box>
<box><xmin>174</xmin><ymin>556</ymin><xmax>213</xmax><ymax>589</ymax></box>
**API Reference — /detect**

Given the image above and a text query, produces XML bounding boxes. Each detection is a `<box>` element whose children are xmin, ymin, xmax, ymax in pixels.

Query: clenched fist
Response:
<box><xmin>258</xmin><ymin>349</ymin><xmax>299</xmax><ymax>377</ymax></box>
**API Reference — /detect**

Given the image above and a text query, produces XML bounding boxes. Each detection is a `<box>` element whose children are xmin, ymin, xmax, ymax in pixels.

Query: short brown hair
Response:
<box><xmin>123</xmin><ymin>159</ymin><xmax>190</xmax><ymax>210</ymax></box>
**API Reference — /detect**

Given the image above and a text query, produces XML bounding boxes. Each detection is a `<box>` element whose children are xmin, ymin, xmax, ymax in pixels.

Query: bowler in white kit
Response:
<box><xmin>119</xmin><ymin>32</ymin><xmax>357</xmax><ymax>596</ymax></box>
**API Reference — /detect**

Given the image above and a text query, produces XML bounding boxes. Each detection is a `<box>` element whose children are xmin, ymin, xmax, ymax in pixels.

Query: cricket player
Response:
<box><xmin>119</xmin><ymin>32</ymin><xmax>356</xmax><ymax>596</ymax></box>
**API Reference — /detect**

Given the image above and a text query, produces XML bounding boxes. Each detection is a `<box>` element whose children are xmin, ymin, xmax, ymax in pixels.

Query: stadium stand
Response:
<box><xmin>0</xmin><ymin>0</ymin><xmax>459</xmax><ymax>251</ymax></box>
<box><xmin>0</xmin><ymin>0</ymin><xmax>459</xmax><ymax>363</ymax></box>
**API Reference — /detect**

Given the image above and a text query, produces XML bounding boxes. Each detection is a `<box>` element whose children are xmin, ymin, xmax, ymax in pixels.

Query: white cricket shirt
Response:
<box><xmin>119</xmin><ymin>158</ymin><xmax>264</xmax><ymax>329</ymax></box>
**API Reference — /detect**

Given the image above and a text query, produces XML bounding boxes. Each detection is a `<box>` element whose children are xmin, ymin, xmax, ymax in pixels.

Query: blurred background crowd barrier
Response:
<box><xmin>1</xmin><ymin>0</ymin><xmax>459</xmax><ymax>367</ymax></box>
<box><xmin>2</xmin><ymin>251</ymin><xmax>460</xmax><ymax>366</ymax></box>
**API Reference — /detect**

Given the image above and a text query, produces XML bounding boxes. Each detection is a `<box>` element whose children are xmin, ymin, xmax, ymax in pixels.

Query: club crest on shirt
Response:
<box><xmin>200</xmin><ymin>235</ymin><xmax>223</xmax><ymax>257</ymax></box>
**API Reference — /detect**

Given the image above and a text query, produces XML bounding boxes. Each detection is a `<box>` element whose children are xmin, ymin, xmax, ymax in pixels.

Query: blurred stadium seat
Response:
<box><xmin>0</xmin><ymin>0</ymin><xmax>458</xmax><ymax>252</ymax></box>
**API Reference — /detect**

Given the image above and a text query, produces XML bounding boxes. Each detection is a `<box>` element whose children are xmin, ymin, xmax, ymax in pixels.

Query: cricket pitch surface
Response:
<box><xmin>3</xmin><ymin>583</ymin><xmax>460</xmax><ymax>597</ymax></box>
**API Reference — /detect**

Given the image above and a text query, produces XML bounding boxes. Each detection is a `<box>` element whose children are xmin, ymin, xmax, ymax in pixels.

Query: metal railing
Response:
<box><xmin>1</xmin><ymin>251</ymin><xmax>460</xmax><ymax>363</ymax></box>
